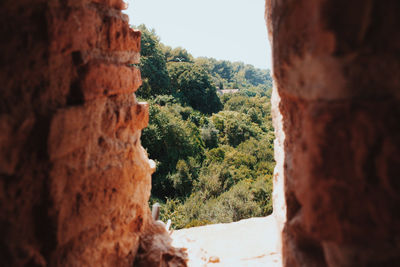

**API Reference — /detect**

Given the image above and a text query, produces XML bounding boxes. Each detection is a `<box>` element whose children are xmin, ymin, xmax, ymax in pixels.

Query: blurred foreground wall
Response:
<box><xmin>0</xmin><ymin>0</ymin><xmax>185</xmax><ymax>265</ymax></box>
<box><xmin>266</xmin><ymin>0</ymin><xmax>400</xmax><ymax>266</ymax></box>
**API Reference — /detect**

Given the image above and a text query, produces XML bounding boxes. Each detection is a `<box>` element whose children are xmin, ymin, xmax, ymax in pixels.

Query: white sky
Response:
<box><xmin>124</xmin><ymin>0</ymin><xmax>272</xmax><ymax>70</ymax></box>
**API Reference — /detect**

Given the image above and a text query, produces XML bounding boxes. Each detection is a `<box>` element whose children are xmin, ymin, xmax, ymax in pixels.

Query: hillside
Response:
<box><xmin>135</xmin><ymin>25</ymin><xmax>275</xmax><ymax>229</ymax></box>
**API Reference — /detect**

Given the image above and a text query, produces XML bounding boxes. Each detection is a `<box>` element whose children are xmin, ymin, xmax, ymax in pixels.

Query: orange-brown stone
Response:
<box><xmin>266</xmin><ymin>0</ymin><xmax>400</xmax><ymax>266</ymax></box>
<box><xmin>0</xmin><ymin>0</ymin><xmax>186</xmax><ymax>266</ymax></box>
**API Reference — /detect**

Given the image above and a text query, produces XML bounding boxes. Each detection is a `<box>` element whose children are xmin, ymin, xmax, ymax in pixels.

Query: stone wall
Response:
<box><xmin>0</xmin><ymin>0</ymin><xmax>185</xmax><ymax>266</ymax></box>
<box><xmin>266</xmin><ymin>0</ymin><xmax>400</xmax><ymax>266</ymax></box>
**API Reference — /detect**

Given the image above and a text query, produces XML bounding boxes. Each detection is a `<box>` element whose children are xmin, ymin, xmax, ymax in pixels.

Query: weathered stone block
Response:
<box><xmin>81</xmin><ymin>63</ymin><xmax>141</xmax><ymax>100</ymax></box>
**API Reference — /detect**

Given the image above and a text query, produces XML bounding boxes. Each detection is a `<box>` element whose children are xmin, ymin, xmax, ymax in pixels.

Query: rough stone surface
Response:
<box><xmin>266</xmin><ymin>0</ymin><xmax>400</xmax><ymax>266</ymax></box>
<box><xmin>0</xmin><ymin>0</ymin><xmax>186</xmax><ymax>266</ymax></box>
<box><xmin>135</xmin><ymin>222</ymin><xmax>188</xmax><ymax>267</ymax></box>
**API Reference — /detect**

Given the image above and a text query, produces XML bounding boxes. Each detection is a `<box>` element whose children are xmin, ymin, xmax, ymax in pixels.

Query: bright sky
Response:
<box><xmin>124</xmin><ymin>0</ymin><xmax>272</xmax><ymax>70</ymax></box>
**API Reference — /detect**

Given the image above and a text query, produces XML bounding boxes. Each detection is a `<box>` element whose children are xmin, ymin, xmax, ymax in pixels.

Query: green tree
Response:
<box><xmin>167</xmin><ymin>62</ymin><xmax>222</xmax><ymax>114</ymax></box>
<box><xmin>200</xmin><ymin>122</ymin><xmax>219</xmax><ymax>149</ymax></box>
<box><xmin>136</xmin><ymin>25</ymin><xmax>171</xmax><ymax>97</ymax></box>
<box><xmin>163</xmin><ymin>46</ymin><xmax>194</xmax><ymax>62</ymax></box>
<box><xmin>211</xmin><ymin>111</ymin><xmax>263</xmax><ymax>147</ymax></box>
<box><xmin>141</xmin><ymin>103</ymin><xmax>204</xmax><ymax>198</ymax></box>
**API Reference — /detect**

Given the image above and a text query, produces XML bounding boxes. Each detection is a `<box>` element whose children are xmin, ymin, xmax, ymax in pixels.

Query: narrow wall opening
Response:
<box><xmin>124</xmin><ymin>0</ymin><xmax>285</xmax><ymax>265</ymax></box>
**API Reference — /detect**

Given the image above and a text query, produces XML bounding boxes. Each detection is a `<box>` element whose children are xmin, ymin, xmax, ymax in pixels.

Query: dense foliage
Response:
<box><xmin>135</xmin><ymin>25</ymin><xmax>275</xmax><ymax>229</ymax></box>
<box><xmin>137</xmin><ymin>25</ymin><xmax>171</xmax><ymax>98</ymax></box>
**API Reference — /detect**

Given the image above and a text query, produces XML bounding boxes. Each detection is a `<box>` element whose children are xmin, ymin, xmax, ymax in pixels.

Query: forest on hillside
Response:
<box><xmin>135</xmin><ymin>25</ymin><xmax>275</xmax><ymax>229</ymax></box>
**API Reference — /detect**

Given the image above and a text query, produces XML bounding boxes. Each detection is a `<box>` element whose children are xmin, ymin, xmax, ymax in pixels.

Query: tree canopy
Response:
<box><xmin>167</xmin><ymin>62</ymin><xmax>222</xmax><ymax>114</ymax></box>
<box><xmin>133</xmin><ymin>24</ymin><xmax>275</xmax><ymax>229</ymax></box>
<box><xmin>137</xmin><ymin>25</ymin><xmax>171</xmax><ymax>98</ymax></box>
